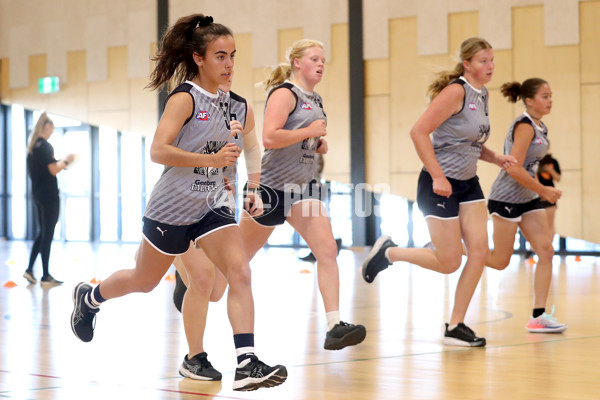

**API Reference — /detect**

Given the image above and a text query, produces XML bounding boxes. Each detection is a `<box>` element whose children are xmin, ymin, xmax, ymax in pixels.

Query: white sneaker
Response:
<box><xmin>526</xmin><ymin>306</ymin><xmax>568</xmax><ymax>333</ymax></box>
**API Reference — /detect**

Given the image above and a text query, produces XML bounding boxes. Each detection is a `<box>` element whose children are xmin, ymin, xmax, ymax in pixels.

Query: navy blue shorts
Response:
<box><xmin>487</xmin><ymin>197</ymin><xmax>548</xmax><ymax>222</ymax></box>
<box><xmin>537</xmin><ymin>199</ymin><xmax>557</xmax><ymax>208</ymax></box>
<box><xmin>416</xmin><ymin>170</ymin><xmax>485</xmax><ymax>219</ymax></box>
<box><xmin>142</xmin><ymin>207</ymin><xmax>237</xmax><ymax>255</ymax></box>
<box><xmin>251</xmin><ymin>180</ymin><xmax>325</xmax><ymax>227</ymax></box>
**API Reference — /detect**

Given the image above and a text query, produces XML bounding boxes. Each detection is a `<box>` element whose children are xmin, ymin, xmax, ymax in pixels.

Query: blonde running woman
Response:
<box><xmin>238</xmin><ymin>39</ymin><xmax>366</xmax><ymax>350</ymax></box>
<box><xmin>363</xmin><ymin>37</ymin><xmax>516</xmax><ymax>347</ymax></box>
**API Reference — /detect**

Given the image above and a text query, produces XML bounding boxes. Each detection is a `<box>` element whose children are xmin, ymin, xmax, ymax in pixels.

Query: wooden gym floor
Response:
<box><xmin>0</xmin><ymin>239</ymin><xmax>598</xmax><ymax>399</ymax></box>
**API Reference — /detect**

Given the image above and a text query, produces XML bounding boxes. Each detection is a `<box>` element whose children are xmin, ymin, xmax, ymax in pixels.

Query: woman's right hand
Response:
<box><xmin>432</xmin><ymin>176</ymin><xmax>452</xmax><ymax>198</ymax></box>
<box><xmin>541</xmin><ymin>186</ymin><xmax>562</xmax><ymax>204</ymax></box>
<box><xmin>64</xmin><ymin>153</ymin><xmax>77</xmax><ymax>163</ymax></box>
<box><xmin>305</xmin><ymin>119</ymin><xmax>327</xmax><ymax>138</ymax></box>
<box><xmin>212</xmin><ymin>143</ymin><xmax>241</xmax><ymax>168</ymax></box>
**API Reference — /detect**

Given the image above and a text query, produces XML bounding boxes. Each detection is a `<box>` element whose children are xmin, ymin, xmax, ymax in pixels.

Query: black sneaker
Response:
<box><xmin>362</xmin><ymin>236</ymin><xmax>397</xmax><ymax>283</ymax></box>
<box><xmin>324</xmin><ymin>321</ymin><xmax>367</xmax><ymax>350</ymax></box>
<box><xmin>232</xmin><ymin>356</ymin><xmax>287</xmax><ymax>391</ymax></box>
<box><xmin>23</xmin><ymin>270</ymin><xmax>37</xmax><ymax>284</ymax></box>
<box><xmin>525</xmin><ymin>250</ymin><xmax>535</xmax><ymax>259</ymax></box>
<box><xmin>71</xmin><ymin>282</ymin><xmax>99</xmax><ymax>342</ymax></box>
<box><xmin>179</xmin><ymin>352</ymin><xmax>222</xmax><ymax>381</ymax></box>
<box><xmin>443</xmin><ymin>323</ymin><xmax>486</xmax><ymax>347</ymax></box>
<box><xmin>41</xmin><ymin>275</ymin><xmax>64</xmax><ymax>286</ymax></box>
<box><xmin>173</xmin><ymin>270</ymin><xmax>187</xmax><ymax>313</ymax></box>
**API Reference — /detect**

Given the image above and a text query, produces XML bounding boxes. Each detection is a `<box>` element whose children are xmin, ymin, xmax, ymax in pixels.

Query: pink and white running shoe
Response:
<box><xmin>526</xmin><ymin>306</ymin><xmax>568</xmax><ymax>333</ymax></box>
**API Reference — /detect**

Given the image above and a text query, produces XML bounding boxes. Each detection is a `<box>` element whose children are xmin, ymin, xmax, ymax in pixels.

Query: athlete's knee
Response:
<box><xmin>534</xmin><ymin>243</ymin><xmax>555</xmax><ymax>262</ymax></box>
<box><xmin>137</xmin><ymin>278</ymin><xmax>161</xmax><ymax>293</ymax></box>
<box><xmin>466</xmin><ymin>243</ymin><xmax>490</xmax><ymax>264</ymax></box>
<box><xmin>187</xmin><ymin>266</ymin><xmax>215</xmax><ymax>291</ymax></box>
<box><xmin>226</xmin><ymin>262</ymin><xmax>252</xmax><ymax>288</ymax></box>
<box><xmin>312</xmin><ymin>241</ymin><xmax>338</xmax><ymax>264</ymax></box>
<box><xmin>437</xmin><ymin>251</ymin><xmax>464</xmax><ymax>274</ymax></box>
<box><xmin>488</xmin><ymin>255</ymin><xmax>511</xmax><ymax>270</ymax></box>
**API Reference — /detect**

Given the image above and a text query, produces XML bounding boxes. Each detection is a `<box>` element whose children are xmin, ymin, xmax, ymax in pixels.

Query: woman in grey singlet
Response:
<box><xmin>486</xmin><ymin>78</ymin><xmax>567</xmax><ymax>333</ymax></box>
<box><xmin>363</xmin><ymin>37</ymin><xmax>517</xmax><ymax>347</ymax></box>
<box><xmin>69</xmin><ymin>14</ymin><xmax>287</xmax><ymax>392</ymax></box>
<box><xmin>237</xmin><ymin>39</ymin><xmax>367</xmax><ymax>351</ymax></box>
<box><xmin>169</xmin><ymin>72</ymin><xmax>265</xmax><ymax>380</ymax></box>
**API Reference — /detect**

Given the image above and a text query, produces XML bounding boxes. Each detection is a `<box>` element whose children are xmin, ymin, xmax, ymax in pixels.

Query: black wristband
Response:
<box><xmin>63</xmin><ymin>159</ymin><xmax>70</xmax><ymax>166</ymax></box>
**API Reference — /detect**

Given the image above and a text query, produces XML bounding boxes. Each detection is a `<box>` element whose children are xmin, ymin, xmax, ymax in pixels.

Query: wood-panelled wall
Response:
<box><xmin>1</xmin><ymin>1</ymin><xmax>599</xmax><ymax>243</ymax></box>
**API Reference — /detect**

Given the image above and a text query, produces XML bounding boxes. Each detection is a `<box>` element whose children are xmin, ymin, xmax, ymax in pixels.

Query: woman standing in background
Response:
<box><xmin>25</xmin><ymin>112</ymin><xmax>75</xmax><ymax>286</ymax></box>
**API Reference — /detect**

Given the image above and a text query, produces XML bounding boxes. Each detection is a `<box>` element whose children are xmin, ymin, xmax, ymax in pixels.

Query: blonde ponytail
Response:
<box><xmin>427</xmin><ymin>63</ymin><xmax>465</xmax><ymax>101</ymax></box>
<box><xmin>261</xmin><ymin>63</ymin><xmax>292</xmax><ymax>91</ymax></box>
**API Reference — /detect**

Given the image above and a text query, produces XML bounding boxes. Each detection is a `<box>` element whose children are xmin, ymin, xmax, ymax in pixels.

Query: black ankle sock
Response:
<box><xmin>233</xmin><ymin>333</ymin><xmax>255</xmax><ymax>364</ymax></box>
<box><xmin>533</xmin><ymin>308</ymin><xmax>545</xmax><ymax>318</ymax></box>
<box><xmin>87</xmin><ymin>284</ymin><xmax>106</xmax><ymax>307</ymax></box>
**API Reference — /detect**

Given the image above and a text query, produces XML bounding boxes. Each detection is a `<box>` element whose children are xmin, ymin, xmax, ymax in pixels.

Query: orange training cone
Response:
<box><xmin>3</xmin><ymin>280</ymin><xmax>17</xmax><ymax>288</ymax></box>
<box><xmin>164</xmin><ymin>273</ymin><xmax>176</xmax><ymax>281</ymax></box>
<box><xmin>299</xmin><ymin>269</ymin><xmax>312</xmax><ymax>274</ymax></box>
<box><xmin>526</xmin><ymin>257</ymin><xmax>536</xmax><ymax>265</ymax></box>
<box><xmin>575</xmin><ymin>255</ymin><xmax>582</xmax><ymax>262</ymax></box>
<box><xmin>89</xmin><ymin>277</ymin><xmax>101</xmax><ymax>284</ymax></box>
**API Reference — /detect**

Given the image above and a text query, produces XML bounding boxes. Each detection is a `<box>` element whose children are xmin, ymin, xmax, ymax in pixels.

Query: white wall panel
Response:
<box><xmin>545</xmin><ymin>0</ymin><xmax>579</xmax><ymax>46</ymax></box>
<box><xmin>46</xmin><ymin>21</ymin><xmax>68</xmax><ymax>83</ymax></box>
<box><xmin>417</xmin><ymin>0</ymin><xmax>448</xmax><ymax>55</ymax></box>
<box><xmin>9</xmin><ymin>25</ymin><xmax>29</xmax><ymax>88</ymax></box>
<box><xmin>479</xmin><ymin>0</ymin><xmax>512</xmax><ymax>50</ymax></box>
<box><xmin>363</xmin><ymin>0</ymin><xmax>389</xmax><ymax>60</ymax></box>
<box><xmin>86</xmin><ymin>16</ymin><xmax>108</xmax><ymax>82</ymax></box>
<box><xmin>128</xmin><ymin>9</ymin><xmax>153</xmax><ymax>79</ymax></box>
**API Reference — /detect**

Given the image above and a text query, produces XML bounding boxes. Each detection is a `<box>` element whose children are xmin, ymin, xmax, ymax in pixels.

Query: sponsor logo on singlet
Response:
<box><xmin>190</xmin><ymin>180</ymin><xmax>218</xmax><ymax>192</ymax></box>
<box><xmin>301</xmin><ymin>102</ymin><xmax>313</xmax><ymax>110</ymax></box>
<box><xmin>468</xmin><ymin>102</ymin><xmax>477</xmax><ymax>111</ymax></box>
<box><xmin>196</xmin><ymin>111</ymin><xmax>211</xmax><ymax>121</ymax></box>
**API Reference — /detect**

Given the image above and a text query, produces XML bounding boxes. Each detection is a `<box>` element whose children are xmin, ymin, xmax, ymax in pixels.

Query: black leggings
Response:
<box><xmin>27</xmin><ymin>196</ymin><xmax>60</xmax><ymax>278</ymax></box>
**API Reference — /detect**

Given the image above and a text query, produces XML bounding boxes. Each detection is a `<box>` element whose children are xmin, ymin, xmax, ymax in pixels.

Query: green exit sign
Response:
<box><xmin>38</xmin><ymin>76</ymin><xmax>60</xmax><ymax>94</ymax></box>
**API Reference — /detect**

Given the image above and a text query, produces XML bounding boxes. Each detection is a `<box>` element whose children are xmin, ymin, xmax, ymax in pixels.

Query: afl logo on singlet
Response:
<box><xmin>196</xmin><ymin>111</ymin><xmax>211</xmax><ymax>121</ymax></box>
<box><xmin>468</xmin><ymin>102</ymin><xmax>477</xmax><ymax>111</ymax></box>
<box><xmin>301</xmin><ymin>102</ymin><xmax>313</xmax><ymax>110</ymax></box>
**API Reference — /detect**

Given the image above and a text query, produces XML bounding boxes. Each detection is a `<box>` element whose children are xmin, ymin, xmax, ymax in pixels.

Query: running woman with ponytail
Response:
<box><xmin>237</xmin><ymin>39</ymin><xmax>366</xmax><ymax>351</ymax></box>
<box><xmin>171</xmin><ymin>72</ymin><xmax>264</xmax><ymax>381</ymax></box>
<box><xmin>70</xmin><ymin>14</ymin><xmax>286</xmax><ymax>392</ymax></box>
<box><xmin>486</xmin><ymin>78</ymin><xmax>567</xmax><ymax>333</ymax></box>
<box><xmin>363</xmin><ymin>37</ymin><xmax>516</xmax><ymax>347</ymax></box>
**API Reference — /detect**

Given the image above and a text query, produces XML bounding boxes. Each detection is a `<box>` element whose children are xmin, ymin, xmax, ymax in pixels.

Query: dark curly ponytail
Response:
<box><xmin>147</xmin><ymin>14</ymin><xmax>232</xmax><ymax>90</ymax></box>
<box><xmin>501</xmin><ymin>78</ymin><xmax>547</xmax><ymax>104</ymax></box>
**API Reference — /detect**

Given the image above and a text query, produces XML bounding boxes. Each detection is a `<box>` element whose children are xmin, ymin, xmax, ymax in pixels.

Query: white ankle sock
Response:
<box><xmin>326</xmin><ymin>311</ymin><xmax>340</xmax><ymax>331</ymax></box>
<box><xmin>384</xmin><ymin>248</ymin><xmax>392</xmax><ymax>263</ymax></box>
